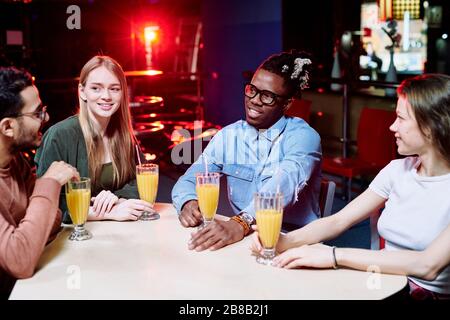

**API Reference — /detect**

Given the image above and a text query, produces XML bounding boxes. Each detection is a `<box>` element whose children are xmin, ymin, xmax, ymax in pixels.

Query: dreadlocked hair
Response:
<box><xmin>259</xmin><ymin>49</ymin><xmax>313</xmax><ymax>99</ymax></box>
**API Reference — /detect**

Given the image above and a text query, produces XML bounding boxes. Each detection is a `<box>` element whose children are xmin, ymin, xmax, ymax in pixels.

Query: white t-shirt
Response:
<box><xmin>369</xmin><ymin>157</ymin><xmax>450</xmax><ymax>294</ymax></box>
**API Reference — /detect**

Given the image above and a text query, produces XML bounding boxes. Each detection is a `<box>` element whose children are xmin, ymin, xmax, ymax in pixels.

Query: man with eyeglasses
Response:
<box><xmin>173</xmin><ymin>51</ymin><xmax>322</xmax><ymax>252</ymax></box>
<box><xmin>0</xmin><ymin>67</ymin><xmax>79</xmax><ymax>299</ymax></box>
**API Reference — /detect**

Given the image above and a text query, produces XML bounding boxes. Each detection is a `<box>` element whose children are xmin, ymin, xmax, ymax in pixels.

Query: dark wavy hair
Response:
<box><xmin>259</xmin><ymin>49</ymin><xmax>313</xmax><ymax>99</ymax></box>
<box><xmin>0</xmin><ymin>67</ymin><xmax>33</xmax><ymax>120</ymax></box>
<box><xmin>397</xmin><ymin>74</ymin><xmax>450</xmax><ymax>166</ymax></box>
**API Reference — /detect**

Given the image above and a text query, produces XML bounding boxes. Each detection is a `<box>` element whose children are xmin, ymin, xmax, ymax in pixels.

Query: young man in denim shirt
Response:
<box><xmin>172</xmin><ymin>51</ymin><xmax>322</xmax><ymax>251</ymax></box>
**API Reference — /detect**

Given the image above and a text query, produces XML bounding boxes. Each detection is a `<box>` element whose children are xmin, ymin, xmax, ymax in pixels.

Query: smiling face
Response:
<box><xmin>389</xmin><ymin>95</ymin><xmax>430</xmax><ymax>156</ymax></box>
<box><xmin>79</xmin><ymin>66</ymin><xmax>122</xmax><ymax>125</ymax></box>
<box><xmin>244</xmin><ymin>68</ymin><xmax>290</xmax><ymax>130</ymax></box>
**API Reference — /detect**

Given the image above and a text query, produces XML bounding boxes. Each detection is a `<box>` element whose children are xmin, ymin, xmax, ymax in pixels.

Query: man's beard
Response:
<box><xmin>10</xmin><ymin>126</ymin><xmax>41</xmax><ymax>153</ymax></box>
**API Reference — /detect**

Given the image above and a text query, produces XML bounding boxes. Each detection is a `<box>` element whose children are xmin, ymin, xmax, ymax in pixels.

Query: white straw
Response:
<box><xmin>275</xmin><ymin>167</ymin><xmax>281</xmax><ymax>194</ymax></box>
<box><xmin>203</xmin><ymin>154</ymin><xmax>208</xmax><ymax>175</ymax></box>
<box><xmin>136</xmin><ymin>145</ymin><xmax>142</xmax><ymax>166</ymax></box>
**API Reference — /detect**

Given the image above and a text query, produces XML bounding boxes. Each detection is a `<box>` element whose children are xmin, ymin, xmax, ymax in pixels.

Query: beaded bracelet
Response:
<box><xmin>230</xmin><ymin>215</ymin><xmax>250</xmax><ymax>236</ymax></box>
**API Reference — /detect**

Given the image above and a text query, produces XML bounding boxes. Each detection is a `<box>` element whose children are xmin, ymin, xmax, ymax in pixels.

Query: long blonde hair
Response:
<box><xmin>78</xmin><ymin>55</ymin><xmax>137</xmax><ymax>191</ymax></box>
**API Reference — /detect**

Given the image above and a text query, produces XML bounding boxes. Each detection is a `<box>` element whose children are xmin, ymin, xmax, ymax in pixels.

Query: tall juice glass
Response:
<box><xmin>136</xmin><ymin>163</ymin><xmax>160</xmax><ymax>220</ymax></box>
<box><xmin>65</xmin><ymin>177</ymin><xmax>92</xmax><ymax>241</ymax></box>
<box><xmin>196</xmin><ymin>172</ymin><xmax>220</xmax><ymax>228</ymax></box>
<box><xmin>255</xmin><ymin>192</ymin><xmax>283</xmax><ymax>265</ymax></box>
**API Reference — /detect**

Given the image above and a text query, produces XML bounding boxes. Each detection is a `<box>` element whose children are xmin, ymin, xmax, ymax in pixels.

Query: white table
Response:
<box><xmin>10</xmin><ymin>203</ymin><xmax>407</xmax><ymax>300</ymax></box>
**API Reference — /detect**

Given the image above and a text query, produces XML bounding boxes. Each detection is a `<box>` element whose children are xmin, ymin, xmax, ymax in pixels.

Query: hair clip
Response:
<box><xmin>298</xmin><ymin>72</ymin><xmax>310</xmax><ymax>90</ymax></box>
<box><xmin>281</xmin><ymin>65</ymin><xmax>289</xmax><ymax>73</ymax></box>
<box><xmin>291</xmin><ymin>58</ymin><xmax>312</xmax><ymax>80</ymax></box>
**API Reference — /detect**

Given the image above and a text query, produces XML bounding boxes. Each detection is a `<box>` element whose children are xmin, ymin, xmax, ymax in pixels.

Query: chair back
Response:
<box><xmin>285</xmin><ymin>98</ymin><xmax>312</xmax><ymax>123</ymax></box>
<box><xmin>357</xmin><ymin>107</ymin><xmax>397</xmax><ymax>167</ymax></box>
<box><xmin>319</xmin><ymin>179</ymin><xmax>336</xmax><ymax>217</ymax></box>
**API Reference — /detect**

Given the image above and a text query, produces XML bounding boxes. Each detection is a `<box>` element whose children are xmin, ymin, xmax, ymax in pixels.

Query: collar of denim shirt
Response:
<box><xmin>244</xmin><ymin>115</ymin><xmax>288</xmax><ymax>142</ymax></box>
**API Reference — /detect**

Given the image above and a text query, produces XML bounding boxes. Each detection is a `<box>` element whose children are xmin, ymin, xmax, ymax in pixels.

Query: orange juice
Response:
<box><xmin>66</xmin><ymin>189</ymin><xmax>91</xmax><ymax>225</ymax></box>
<box><xmin>137</xmin><ymin>172</ymin><xmax>158</xmax><ymax>204</ymax></box>
<box><xmin>196</xmin><ymin>183</ymin><xmax>219</xmax><ymax>220</ymax></box>
<box><xmin>256</xmin><ymin>209</ymin><xmax>283</xmax><ymax>249</ymax></box>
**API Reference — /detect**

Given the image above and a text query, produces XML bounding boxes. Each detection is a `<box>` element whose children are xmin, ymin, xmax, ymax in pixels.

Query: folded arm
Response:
<box><xmin>335</xmin><ymin>227</ymin><xmax>450</xmax><ymax>280</ymax></box>
<box><xmin>274</xmin><ymin>224</ymin><xmax>450</xmax><ymax>281</ymax></box>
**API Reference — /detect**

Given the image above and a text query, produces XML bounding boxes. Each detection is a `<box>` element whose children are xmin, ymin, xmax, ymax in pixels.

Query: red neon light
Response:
<box><xmin>144</xmin><ymin>26</ymin><xmax>159</xmax><ymax>44</ymax></box>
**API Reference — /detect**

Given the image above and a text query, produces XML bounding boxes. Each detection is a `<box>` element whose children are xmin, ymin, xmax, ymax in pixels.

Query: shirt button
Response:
<box><xmin>235</xmin><ymin>171</ymin><xmax>239</xmax><ymax>174</ymax></box>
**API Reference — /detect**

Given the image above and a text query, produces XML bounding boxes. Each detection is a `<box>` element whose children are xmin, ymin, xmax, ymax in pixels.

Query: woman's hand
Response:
<box><xmin>272</xmin><ymin>243</ymin><xmax>335</xmax><ymax>269</ymax></box>
<box><xmin>104</xmin><ymin>199</ymin><xmax>154</xmax><ymax>221</ymax></box>
<box><xmin>249</xmin><ymin>225</ymin><xmax>287</xmax><ymax>256</ymax></box>
<box><xmin>91</xmin><ymin>190</ymin><xmax>119</xmax><ymax>217</ymax></box>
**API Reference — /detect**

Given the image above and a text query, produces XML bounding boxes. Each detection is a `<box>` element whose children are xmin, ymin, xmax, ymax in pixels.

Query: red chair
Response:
<box><xmin>286</xmin><ymin>98</ymin><xmax>312</xmax><ymax>123</ymax></box>
<box><xmin>322</xmin><ymin>107</ymin><xmax>397</xmax><ymax>201</ymax></box>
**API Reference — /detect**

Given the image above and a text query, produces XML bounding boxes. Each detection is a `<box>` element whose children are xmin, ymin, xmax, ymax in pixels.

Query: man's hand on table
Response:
<box><xmin>188</xmin><ymin>218</ymin><xmax>245</xmax><ymax>251</ymax></box>
<box><xmin>179</xmin><ymin>200</ymin><xmax>203</xmax><ymax>227</ymax></box>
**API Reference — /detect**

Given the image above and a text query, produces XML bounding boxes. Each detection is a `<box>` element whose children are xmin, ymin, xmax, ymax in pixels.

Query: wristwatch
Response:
<box><xmin>239</xmin><ymin>212</ymin><xmax>255</xmax><ymax>227</ymax></box>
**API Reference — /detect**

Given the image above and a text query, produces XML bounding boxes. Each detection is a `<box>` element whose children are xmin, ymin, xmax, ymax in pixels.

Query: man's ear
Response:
<box><xmin>78</xmin><ymin>84</ymin><xmax>87</xmax><ymax>102</ymax></box>
<box><xmin>0</xmin><ymin>117</ymin><xmax>16</xmax><ymax>138</ymax></box>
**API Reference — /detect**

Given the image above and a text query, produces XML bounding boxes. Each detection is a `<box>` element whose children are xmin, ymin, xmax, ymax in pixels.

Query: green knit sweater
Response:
<box><xmin>35</xmin><ymin>115</ymin><xmax>139</xmax><ymax>223</ymax></box>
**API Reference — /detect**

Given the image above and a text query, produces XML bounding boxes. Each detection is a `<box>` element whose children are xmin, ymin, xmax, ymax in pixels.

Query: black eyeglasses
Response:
<box><xmin>15</xmin><ymin>104</ymin><xmax>48</xmax><ymax>122</ymax></box>
<box><xmin>244</xmin><ymin>83</ymin><xmax>289</xmax><ymax>106</ymax></box>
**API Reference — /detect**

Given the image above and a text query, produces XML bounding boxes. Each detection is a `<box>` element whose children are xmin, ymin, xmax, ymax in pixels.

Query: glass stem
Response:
<box><xmin>74</xmin><ymin>224</ymin><xmax>85</xmax><ymax>233</ymax></box>
<box><xmin>263</xmin><ymin>248</ymin><xmax>276</xmax><ymax>260</ymax></box>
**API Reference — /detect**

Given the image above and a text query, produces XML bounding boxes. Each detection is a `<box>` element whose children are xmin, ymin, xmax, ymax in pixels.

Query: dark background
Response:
<box><xmin>2</xmin><ymin>0</ymin><xmax>448</xmax><ymax>126</ymax></box>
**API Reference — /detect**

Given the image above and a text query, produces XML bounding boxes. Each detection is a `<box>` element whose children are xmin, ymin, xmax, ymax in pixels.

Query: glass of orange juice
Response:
<box><xmin>65</xmin><ymin>177</ymin><xmax>92</xmax><ymax>241</ymax></box>
<box><xmin>136</xmin><ymin>163</ymin><xmax>159</xmax><ymax>221</ymax></box>
<box><xmin>196</xmin><ymin>172</ymin><xmax>220</xmax><ymax>229</ymax></box>
<box><xmin>255</xmin><ymin>192</ymin><xmax>283</xmax><ymax>265</ymax></box>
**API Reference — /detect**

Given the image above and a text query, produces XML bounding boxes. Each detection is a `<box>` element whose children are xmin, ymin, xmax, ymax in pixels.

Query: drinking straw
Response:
<box><xmin>275</xmin><ymin>167</ymin><xmax>281</xmax><ymax>194</ymax></box>
<box><xmin>136</xmin><ymin>145</ymin><xmax>142</xmax><ymax>166</ymax></box>
<box><xmin>203</xmin><ymin>154</ymin><xmax>208</xmax><ymax>175</ymax></box>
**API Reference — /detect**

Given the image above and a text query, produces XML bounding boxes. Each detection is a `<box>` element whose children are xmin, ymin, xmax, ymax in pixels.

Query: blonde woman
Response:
<box><xmin>36</xmin><ymin>55</ymin><xmax>152</xmax><ymax>222</ymax></box>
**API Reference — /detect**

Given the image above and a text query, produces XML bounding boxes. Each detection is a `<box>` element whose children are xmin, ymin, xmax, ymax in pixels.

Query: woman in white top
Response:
<box><xmin>252</xmin><ymin>74</ymin><xmax>450</xmax><ymax>299</ymax></box>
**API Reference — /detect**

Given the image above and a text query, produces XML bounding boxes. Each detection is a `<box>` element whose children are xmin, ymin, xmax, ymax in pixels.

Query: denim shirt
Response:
<box><xmin>172</xmin><ymin>116</ymin><xmax>322</xmax><ymax>228</ymax></box>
